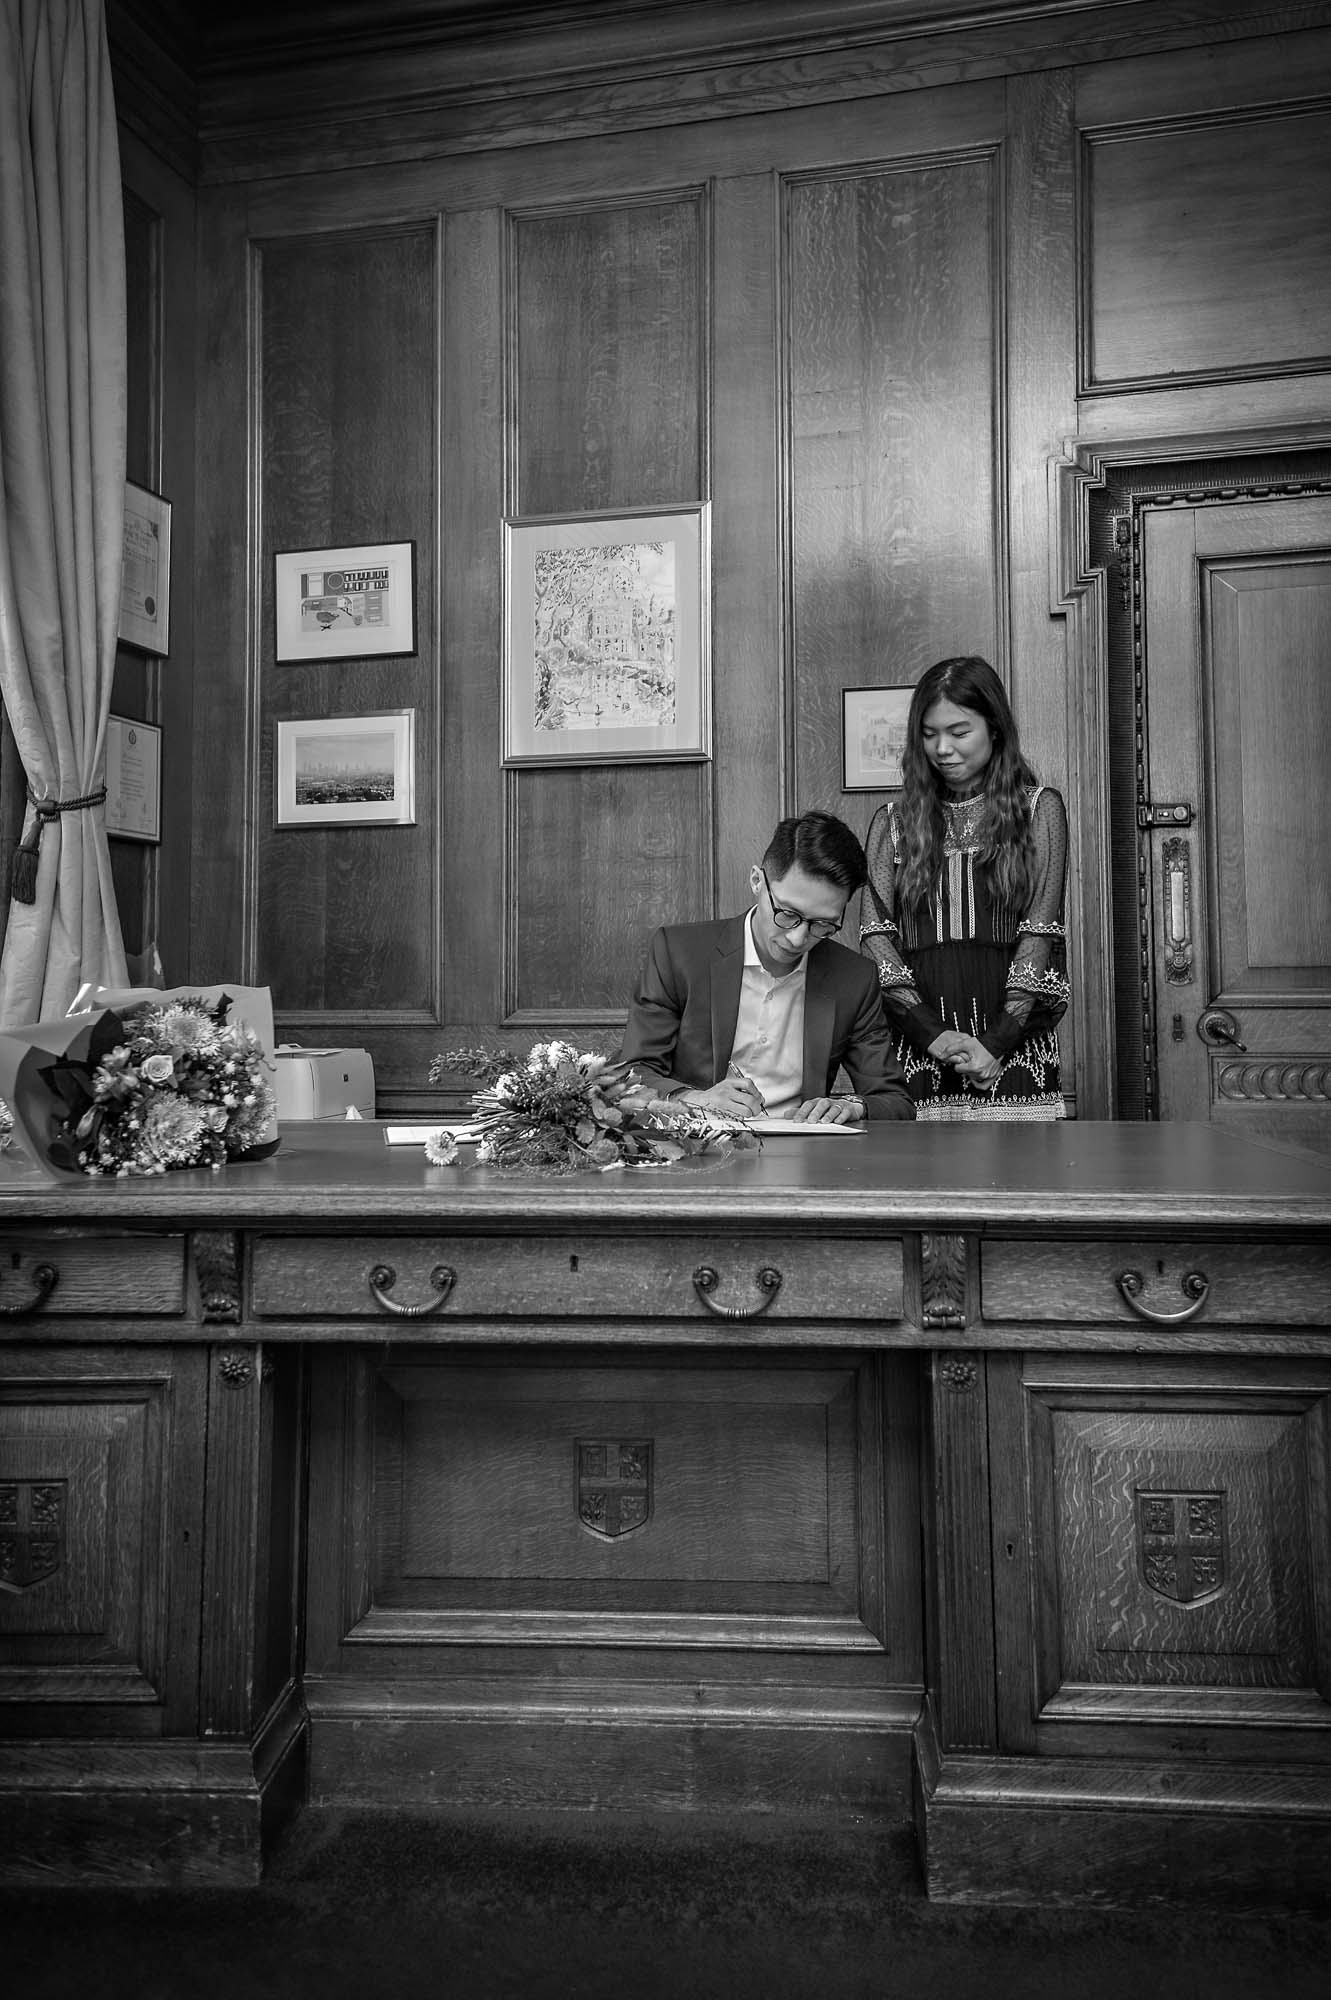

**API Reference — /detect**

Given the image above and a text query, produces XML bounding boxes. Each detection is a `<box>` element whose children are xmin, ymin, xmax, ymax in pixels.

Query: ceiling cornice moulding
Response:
<box><xmin>114</xmin><ymin>0</ymin><xmax>1331</xmax><ymax>186</ymax></box>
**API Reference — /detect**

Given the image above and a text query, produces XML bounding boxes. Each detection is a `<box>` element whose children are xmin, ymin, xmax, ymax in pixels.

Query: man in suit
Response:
<box><xmin>620</xmin><ymin>810</ymin><xmax>914</xmax><ymax>1123</ymax></box>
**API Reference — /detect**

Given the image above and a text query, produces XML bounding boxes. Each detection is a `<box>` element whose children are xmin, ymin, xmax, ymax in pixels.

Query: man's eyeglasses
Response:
<box><xmin>760</xmin><ymin>867</ymin><xmax>845</xmax><ymax>938</ymax></box>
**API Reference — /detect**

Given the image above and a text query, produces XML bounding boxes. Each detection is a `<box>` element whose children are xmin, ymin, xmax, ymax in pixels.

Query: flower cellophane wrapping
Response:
<box><xmin>0</xmin><ymin>984</ymin><xmax>279</xmax><ymax>1178</ymax></box>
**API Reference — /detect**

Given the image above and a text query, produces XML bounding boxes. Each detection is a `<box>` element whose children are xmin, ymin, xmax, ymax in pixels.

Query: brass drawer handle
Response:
<box><xmin>367</xmin><ymin>1263</ymin><xmax>456</xmax><ymax>1317</ymax></box>
<box><xmin>0</xmin><ymin>1261</ymin><xmax>58</xmax><ymax>1315</ymax></box>
<box><xmin>1117</xmin><ymin>1268</ymin><xmax>1209</xmax><ymax>1325</ymax></box>
<box><xmin>692</xmin><ymin>1265</ymin><xmax>783</xmax><ymax>1321</ymax></box>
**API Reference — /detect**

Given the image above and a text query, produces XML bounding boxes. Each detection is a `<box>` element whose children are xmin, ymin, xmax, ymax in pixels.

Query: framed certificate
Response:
<box><xmin>105</xmin><ymin>715</ymin><xmax>162</xmax><ymax>843</ymax></box>
<box><xmin>118</xmin><ymin>482</ymin><xmax>172</xmax><ymax>655</ymax></box>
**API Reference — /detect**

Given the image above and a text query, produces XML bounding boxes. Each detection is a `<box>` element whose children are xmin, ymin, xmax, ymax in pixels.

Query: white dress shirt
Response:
<box><xmin>728</xmin><ymin>907</ymin><xmax>807</xmax><ymax>1116</ymax></box>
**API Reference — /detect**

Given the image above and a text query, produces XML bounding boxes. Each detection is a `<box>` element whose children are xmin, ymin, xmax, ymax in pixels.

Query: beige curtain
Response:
<box><xmin>0</xmin><ymin>0</ymin><xmax>127</xmax><ymax>1024</ymax></box>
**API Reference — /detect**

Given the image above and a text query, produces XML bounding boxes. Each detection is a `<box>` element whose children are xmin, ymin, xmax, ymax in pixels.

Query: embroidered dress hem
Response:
<box><xmin>894</xmin><ymin>1024</ymin><xmax>1065</xmax><ymax>1121</ymax></box>
<box><xmin>915</xmin><ymin>1093</ymin><xmax>1067</xmax><ymax>1122</ymax></box>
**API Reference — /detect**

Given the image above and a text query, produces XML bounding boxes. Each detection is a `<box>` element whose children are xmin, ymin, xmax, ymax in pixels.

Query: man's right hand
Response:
<box><xmin>681</xmin><ymin>1077</ymin><xmax>764</xmax><ymax>1118</ymax></box>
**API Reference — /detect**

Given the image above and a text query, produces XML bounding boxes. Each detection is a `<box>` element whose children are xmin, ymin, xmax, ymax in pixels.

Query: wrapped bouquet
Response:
<box><xmin>427</xmin><ymin>1041</ymin><xmax>757</xmax><ymax>1175</ymax></box>
<box><xmin>0</xmin><ymin>984</ymin><xmax>279</xmax><ymax>1178</ymax></box>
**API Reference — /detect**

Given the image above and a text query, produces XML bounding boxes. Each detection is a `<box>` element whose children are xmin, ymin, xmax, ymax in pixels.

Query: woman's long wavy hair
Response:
<box><xmin>896</xmin><ymin>656</ymin><xmax>1038</xmax><ymax>912</ymax></box>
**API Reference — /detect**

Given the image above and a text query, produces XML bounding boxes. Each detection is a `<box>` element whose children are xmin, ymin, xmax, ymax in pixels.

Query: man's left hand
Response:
<box><xmin>791</xmin><ymin>1096</ymin><xmax>865</xmax><ymax>1124</ymax></box>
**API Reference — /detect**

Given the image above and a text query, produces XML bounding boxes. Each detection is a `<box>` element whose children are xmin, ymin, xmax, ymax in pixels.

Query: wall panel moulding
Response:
<box><xmin>186</xmin><ymin>0</ymin><xmax>1331</xmax><ymax>184</ymax></box>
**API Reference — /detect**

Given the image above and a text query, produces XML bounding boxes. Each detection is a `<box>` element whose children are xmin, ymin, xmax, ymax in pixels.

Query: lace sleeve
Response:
<box><xmin>982</xmin><ymin>786</ymin><xmax>1070</xmax><ymax>1056</ymax></box>
<box><xmin>858</xmin><ymin>803</ymin><xmax>945</xmax><ymax>1053</ymax></box>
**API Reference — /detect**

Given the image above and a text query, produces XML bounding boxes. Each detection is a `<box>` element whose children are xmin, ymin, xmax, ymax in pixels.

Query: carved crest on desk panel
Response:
<box><xmin>0</xmin><ymin>1478</ymin><xmax>66</xmax><ymax>1590</ymax></box>
<box><xmin>1137</xmin><ymin>1490</ymin><xmax>1228</xmax><ymax>1605</ymax></box>
<box><xmin>194</xmin><ymin>1229</ymin><xmax>243</xmax><ymax>1323</ymax></box>
<box><xmin>576</xmin><ymin>1439</ymin><xmax>652</xmax><ymax>1540</ymax></box>
<box><xmin>922</xmin><ymin>1232</ymin><xmax>966</xmax><ymax>1327</ymax></box>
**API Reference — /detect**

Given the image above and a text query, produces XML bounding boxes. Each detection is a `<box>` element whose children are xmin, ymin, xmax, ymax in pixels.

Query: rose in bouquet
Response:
<box><xmin>36</xmin><ymin>994</ymin><xmax>277</xmax><ymax>1177</ymax></box>
<box><xmin>427</xmin><ymin>1041</ymin><xmax>759</xmax><ymax>1175</ymax></box>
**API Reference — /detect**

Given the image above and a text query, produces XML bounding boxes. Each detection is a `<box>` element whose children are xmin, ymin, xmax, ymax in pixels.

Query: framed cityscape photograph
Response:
<box><xmin>842</xmin><ymin>685</ymin><xmax>913</xmax><ymax>790</ymax></box>
<box><xmin>118</xmin><ymin>481</ymin><xmax>172</xmax><ymax>655</ymax></box>
<box><xmin>503</xmin><ymin>503</ymin><xmax>710</xmax><ymax>766</ymax></box>
<box><xmin>273</xmin><ymin>540</ymin><xmax>417</xmax><ymax>663</ymax></box>
<box><xmin>274</xmin><ymin>710</ymin><xmax>416</xmax><ymax>828</ymax></box>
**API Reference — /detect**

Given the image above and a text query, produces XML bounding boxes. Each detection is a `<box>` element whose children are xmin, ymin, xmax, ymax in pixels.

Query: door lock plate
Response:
<box><xmin>1138</xmin><ymin>801</ymin><xmax>1194</xmax><ymax>828</ymax></box>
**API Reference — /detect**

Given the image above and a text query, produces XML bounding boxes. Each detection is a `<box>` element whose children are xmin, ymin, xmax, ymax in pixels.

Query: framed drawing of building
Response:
<box><xmin>503</xmin><ymin>504</ymin><xmax>710</xmax><ymax>766</ymax></box>
<box><xmin>842</xmin><ymin>685</ymin><xmax>913</xmax><ymax>790</ymax></box>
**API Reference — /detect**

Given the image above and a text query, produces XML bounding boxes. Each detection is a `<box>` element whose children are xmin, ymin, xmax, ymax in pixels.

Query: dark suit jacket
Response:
<box><xmin>619</xmin><ymin>915</ymin><xmax>914</xmax><ymax>1120</ymax></box>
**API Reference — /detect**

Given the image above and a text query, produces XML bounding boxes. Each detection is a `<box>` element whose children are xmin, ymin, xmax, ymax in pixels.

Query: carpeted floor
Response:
<box><xmin>5</xmin><ymin>1807</ymin><xmax>1328</xmax><ymax>2000</ymax></box>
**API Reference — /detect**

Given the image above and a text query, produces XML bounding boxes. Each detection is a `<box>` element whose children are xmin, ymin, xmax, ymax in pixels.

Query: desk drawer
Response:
<box><xmin>982</xmin><ymin>1239</ymin><xmax>1331</xmax><ymax>1327</ymax></box>
<box><xmin>250</xmin><ymin>1233</ymin><xmax>902</xmax><ymax>1324</ymax></box>
<box><xmin>0</xmin><ymin>1233</ymin><xmax>187</xmax><ymax>1318</ymax></box>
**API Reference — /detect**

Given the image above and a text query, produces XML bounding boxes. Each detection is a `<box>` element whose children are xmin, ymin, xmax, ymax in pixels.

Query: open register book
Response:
<box><xmin>744</xmin><ymin>1116</ymin><xmax>863</xmax><ymax>1135</ymax></box>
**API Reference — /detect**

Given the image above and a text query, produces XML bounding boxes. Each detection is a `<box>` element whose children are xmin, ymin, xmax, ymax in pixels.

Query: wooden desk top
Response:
<box><xmin>1</xmin><ymin>1120</ymin><xmax>1328</xmax><ymax>1230</ymax></box>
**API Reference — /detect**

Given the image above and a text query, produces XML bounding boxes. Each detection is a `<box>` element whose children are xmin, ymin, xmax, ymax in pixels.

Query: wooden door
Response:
<box><xmin>1140</xmin><ymin>496</ymin><xmax>1331</xmax><ymax>1154</ymax></box>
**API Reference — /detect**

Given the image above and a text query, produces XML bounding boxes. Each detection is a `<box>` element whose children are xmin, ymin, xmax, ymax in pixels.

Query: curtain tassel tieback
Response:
<box><xmin>11</xmin><ymin>788</ymin><xmax>109</xmax><ymax>906</ymax></box>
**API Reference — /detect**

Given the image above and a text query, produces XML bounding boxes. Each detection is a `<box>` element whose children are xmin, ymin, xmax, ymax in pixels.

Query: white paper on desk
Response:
<box><xmin>384</xmin><ymin>1123</ymin><xmax>483</xmax><ymax>1145</ymax></box>
<box><xmin>745</xmin><ymin>1116</ymin><xmax>864</xmax><ymax>1135</ymax></box>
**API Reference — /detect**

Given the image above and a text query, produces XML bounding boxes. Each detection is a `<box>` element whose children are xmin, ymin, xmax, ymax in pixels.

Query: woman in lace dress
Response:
<box><xmin>858</xmin><ymin>655</ymin><xmax>1069</xmax><ymax>1120</ymax></box>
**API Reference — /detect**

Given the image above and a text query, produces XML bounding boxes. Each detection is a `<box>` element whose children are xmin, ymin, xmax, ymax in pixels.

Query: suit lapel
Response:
<box><xmin>802</xmin><ymin>945</ymin><xmax>836</xmax><ymax>1100</ymax></box>
<box><xmin>710</xmin><ymin>918</ymin><xmax>747</xmax><ymax>1080</ymax></box>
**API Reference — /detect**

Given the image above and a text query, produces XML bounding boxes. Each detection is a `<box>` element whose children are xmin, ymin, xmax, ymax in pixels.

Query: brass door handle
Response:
<box><xmin>367</xmin><ymin>1263</ymin><xmax>456</xmax><ymax>1317</ymax></box>
<box><xmin>1198</xmin><ymin>1008</ymin><xmax>1247</xmax><ymax>1052</ymax></box>
<box><xmin>1117</xmin><ymin>1268</ymin><xmax>1209</xmax><ymax>1325</ymax></box>
<box><xmin>692</xmin><ymin>1265</ymin><xmax>783</xmax><ymax>1321</ymax></box>
<box><xmin>0</xmin><ymin>1261</ymin><xmax>57</xmax><ymax>1315</ymax></box>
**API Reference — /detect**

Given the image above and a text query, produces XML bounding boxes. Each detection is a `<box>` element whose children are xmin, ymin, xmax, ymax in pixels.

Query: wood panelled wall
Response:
<box><xmin>510</xmin><ymin>199</ymin><xmax>710</xmax><ymax>1020</ymax></box>
<box><xmin>113</xmin><ymin>131</ymin><xmax>197</xmax><ymax>988</ymax></box>
<box><xmin>1082</xmin><ymin>101</ymin><xmax>1331</xmax><ymax>393</ymax></box>
<box><xmin>148</xmin><ymin>12</ymin><xmax>1331</xmax><ymax>1116</ymax></box>
<box><xmin>786</xmin><ymin>155</ymin><xmax>1001</xmax><ymax>789</ymax></box>
<box><xmin>259</xmin><ymin>227</ymin><xmax>438</xmax><ymax>1018</ymax></box>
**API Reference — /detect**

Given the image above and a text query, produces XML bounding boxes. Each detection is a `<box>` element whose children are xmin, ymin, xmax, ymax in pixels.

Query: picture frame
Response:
<box><xmin>273</xmin><ymin>540</ymin><xmax>417</xmax><ymax>664</ymax></box>
<box><xmin>274</xmin><ymin>710</ymin><xmax>416</xmax><ymax>828</ymax></box>
<box><xmin>104</xmin><ymin>714</ymin><xmax>162</xmax><ymax>843</ymax></box>
<box><xmin>842</xmin><ymin>685</ymin><xmax>914</xmax><ymax>791</ymax></box>
<box><xmin>503</xmin><ymin>503</ymin><xmax>710</xmax><ymax>766</ymax></box>
<box><xmin>118</xmin><ymin>481</ymin><xmax>172</xmax><ymax>655</ymax></box>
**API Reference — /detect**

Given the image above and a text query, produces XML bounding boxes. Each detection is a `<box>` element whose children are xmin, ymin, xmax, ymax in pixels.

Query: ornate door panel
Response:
<box><xmin>1140</xmin><ymin>496</ymin><xmax>1331</xmax><ymax>1152</ymax></box>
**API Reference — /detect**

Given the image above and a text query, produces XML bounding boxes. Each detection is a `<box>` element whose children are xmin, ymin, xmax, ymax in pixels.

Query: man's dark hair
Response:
<box><xmin>762</xmin><ymin>811</ymin><xmax>867</xmax><ymax>895</ymax></box>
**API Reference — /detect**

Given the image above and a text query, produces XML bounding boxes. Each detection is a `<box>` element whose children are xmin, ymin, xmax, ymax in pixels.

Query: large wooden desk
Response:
<box><xmin>2</xmin><ymin>1122</ymin><xmax>1329</xmax><ymax>1904</ymax></box>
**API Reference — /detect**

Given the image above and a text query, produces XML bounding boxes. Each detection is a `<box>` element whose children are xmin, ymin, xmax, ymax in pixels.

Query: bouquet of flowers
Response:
<box><xmin>427</xmin><ymin>1041</ymin><xmax>758</xmax><ymax>1175</ymax></box>
<box><xmin>0</xmin><ymin>987</ymin><xmax>279</xmax><ymax>1179</ymax></box>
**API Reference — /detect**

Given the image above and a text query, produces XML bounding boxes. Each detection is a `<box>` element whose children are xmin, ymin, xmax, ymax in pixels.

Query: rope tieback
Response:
<box><xmin>11</xmin><ymin>787</ymin><xmax>108</xmax><ymax>905</ymax></box>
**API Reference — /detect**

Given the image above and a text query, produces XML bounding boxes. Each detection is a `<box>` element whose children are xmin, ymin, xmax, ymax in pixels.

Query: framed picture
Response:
<box><xmin>274</xmin><ymin>710</ymin><xmax>416</xmax><ymax>828</ymax></box>
<box><xmin>273</xmin><ymin>540</ymin><xmax>417</xmax><ymax>663</ymax></box>
<box><xmin>842</xmin><ymin>685</ymin><xmax>914</xmax><ymax>791</ymax></box>
<box><xmin>118</xmin><ymin>482</ymin><xmax>171</xmax><ymax>654</ymax></box>
<box><xmin>104</xmin><ymin>714</ymin><xmax>162</xmax><ymax>843</ymax></box>
<box><xmin>503</xmin><ymin>503</ymin><xmax>710</xmax><ymax>766</ymax></box>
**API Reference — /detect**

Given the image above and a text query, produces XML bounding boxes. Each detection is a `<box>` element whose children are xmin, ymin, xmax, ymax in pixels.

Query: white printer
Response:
<box><xmin>273</xmin><ymin>1045</ymin><xmax>376</xmax><ymax>1121</ymax></box>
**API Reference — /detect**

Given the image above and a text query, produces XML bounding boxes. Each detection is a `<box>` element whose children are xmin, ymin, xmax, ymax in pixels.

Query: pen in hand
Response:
<box><xmin>725</xmin><ymin>1060</ymin><xmax>765</xmax><ymax>1113</ymax></box>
